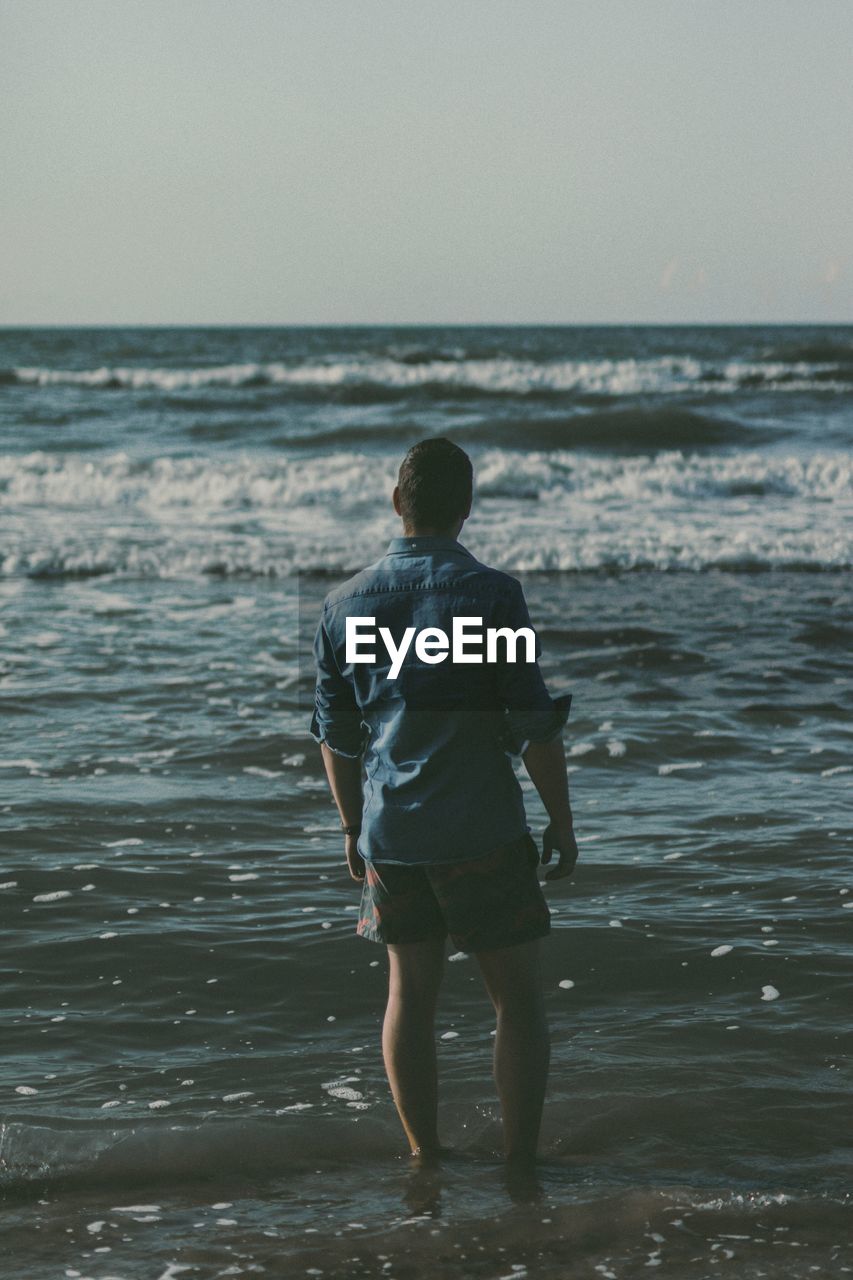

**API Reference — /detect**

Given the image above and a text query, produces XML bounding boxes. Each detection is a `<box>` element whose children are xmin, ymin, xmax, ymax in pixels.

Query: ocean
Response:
<box><xmin>1</xmin><ymin>325</ymin><xmax>851</xmax><ymax>1278</ymax></box>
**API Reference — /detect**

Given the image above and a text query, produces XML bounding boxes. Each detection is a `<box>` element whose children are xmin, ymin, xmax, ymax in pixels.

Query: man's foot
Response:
<box><xmin>409</xmin><ymin>1142</ymin><xmax>454</xmax><ymax>1167</ymax></box>
<box><xmin>504</xmin><ymin>1152</ymin><xmax>543</xmax><ymax>1203</ymax></box>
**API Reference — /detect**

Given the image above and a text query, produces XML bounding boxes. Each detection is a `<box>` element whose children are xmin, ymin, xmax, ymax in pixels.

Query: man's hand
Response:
<box><xmin>541</xmin><ymin>818</ymin><xmax>578</xmax><ymax>881</ymax></box>
<box><xmin>345</xmin><ymin>832</ymin><xmax>365</xmax><ymax>882</ymax></box>
<box><xmin>522</xmin><ymin>737</ymin><xmax>577</xmax><ymax>881</ymax></box>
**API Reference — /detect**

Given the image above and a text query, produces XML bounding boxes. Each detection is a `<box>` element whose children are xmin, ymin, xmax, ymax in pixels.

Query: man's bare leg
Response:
<box><xmin>475</xmin><ymin>938</ymin><xmax>550</xmax><ymax>1164</ymax></box>
<box><xmin>383</xmin><ymin>935</ymin><xmax>446</xmax><ymax>1156</ymax></box>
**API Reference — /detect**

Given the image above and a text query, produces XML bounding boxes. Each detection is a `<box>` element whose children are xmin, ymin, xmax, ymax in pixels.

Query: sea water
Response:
<box><xmin>1</xmin><ymin>325</ymin><xmax>851</xmax><ymax>1276</ymax></box>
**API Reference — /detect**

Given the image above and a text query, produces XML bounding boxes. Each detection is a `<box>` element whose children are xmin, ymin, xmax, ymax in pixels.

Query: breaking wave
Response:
<box><xmin>1</xmin><ymin>447</ymin><xmax>850</xmax><ymax>577</ymax></box>
<box><xmin>6</xmin><ymin>353</ymin><xmax>853</xmax><ymax>399</ymax></box>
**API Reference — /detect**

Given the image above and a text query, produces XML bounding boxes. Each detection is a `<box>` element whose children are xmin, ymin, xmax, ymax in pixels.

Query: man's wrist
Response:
<box><xmin>341</xmin><ymin>821</ymin><xmax>362</xmax><ymax>836</ymax></box>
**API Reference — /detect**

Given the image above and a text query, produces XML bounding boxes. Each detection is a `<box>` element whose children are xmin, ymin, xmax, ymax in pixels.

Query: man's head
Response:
<box><xmin>393</xmin><ymin>437</ymin><xmax>473</xmax><ymax>537</ymax></box>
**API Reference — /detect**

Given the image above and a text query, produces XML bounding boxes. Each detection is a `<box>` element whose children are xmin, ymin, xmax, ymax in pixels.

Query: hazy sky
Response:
<box><xmin>1</xmin><ymin>0</ymin><xmax>851</xmax><ymax>324</ymax></box>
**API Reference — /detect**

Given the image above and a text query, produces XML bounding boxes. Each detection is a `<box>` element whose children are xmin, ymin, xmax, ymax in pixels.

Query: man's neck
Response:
<box><xmin>401</xmin><ymin>525</ymin><xmax>461</xmax><ymax>539</ymax></box>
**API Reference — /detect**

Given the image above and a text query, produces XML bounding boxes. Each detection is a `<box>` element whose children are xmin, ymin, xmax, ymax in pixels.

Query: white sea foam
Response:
<box><xmin>11</xmin><ymin>354</ymin><xmax>851</xmax><ymax>395</ymax></box>
<box><xmin>2</xmin><ymin>446</ymin><xmax>851</xmax><ymax>576</ymax></box>
<box><xmin>471</xmin><ymin>447</ymin><xmax>853</xmax><ymax>503</ymax></box>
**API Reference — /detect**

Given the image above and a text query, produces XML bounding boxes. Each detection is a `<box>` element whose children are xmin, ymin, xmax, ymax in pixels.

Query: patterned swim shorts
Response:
<box><xmin>356</xmin><ymin>831</ymin><xmax>551</xmax><ymax>952</ymax></box>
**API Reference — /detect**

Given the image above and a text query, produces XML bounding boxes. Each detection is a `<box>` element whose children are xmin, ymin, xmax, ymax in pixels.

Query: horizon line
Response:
<box><xmin>0</xmin><ymin>319</ymin><xmax>850</xmax><ymax>330</ymax></box>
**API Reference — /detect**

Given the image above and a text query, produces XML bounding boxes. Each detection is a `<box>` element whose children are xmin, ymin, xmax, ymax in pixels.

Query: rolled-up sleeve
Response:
<box><xmin>309</xmin><ymin>614</ymin><xmax>367</xmax><ymax>759</ymax></box>
<box><xmin>493</xmin><ymin>582</ymin><xmax>572</xmax><ymax>757</ymax></box>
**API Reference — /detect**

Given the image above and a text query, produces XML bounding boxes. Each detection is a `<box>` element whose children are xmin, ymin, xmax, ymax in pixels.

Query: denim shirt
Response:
<box><xmin>310</xmin><ymin>535</ymin><xmax>571</xmax><ymax>865</ymax></box>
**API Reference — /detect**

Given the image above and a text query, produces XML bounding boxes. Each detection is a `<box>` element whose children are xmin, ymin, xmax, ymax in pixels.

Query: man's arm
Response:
<box><xmin>522</xmin><ymin>736</ymin><xmax>578</xmax><ymax>881</ymax></box>
<box><xmin>492</xmin><ymin>579</ymin><xmax>578</xmax><ymax>880</ymax></box>
<box><xmin>320</xmin><ymin>743</ymin><xmax>365</xmax><ymax>882</ymax></box>
<box><xmin>310</xmin><ymin>614</ymin><xmax>368</xmax><ymax>882</ymax></box>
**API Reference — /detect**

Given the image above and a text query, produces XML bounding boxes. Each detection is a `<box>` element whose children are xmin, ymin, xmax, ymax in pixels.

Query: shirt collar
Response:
<box><xmin>385</xmin><ymin>534</ymin><xmax>475</xmax><ymax>558</ymax></box>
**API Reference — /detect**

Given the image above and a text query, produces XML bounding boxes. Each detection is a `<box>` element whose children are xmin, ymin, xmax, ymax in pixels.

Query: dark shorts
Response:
<box><xmin>356</xmin><ymin>831</ymin><xmax>551</xmax><ymax>952</ymax></box>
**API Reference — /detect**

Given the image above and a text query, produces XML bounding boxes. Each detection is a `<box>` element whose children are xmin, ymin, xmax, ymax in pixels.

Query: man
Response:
<box><xmin>310</xmin><ymin>437</ymin><xmax>578</xmax><ymax>1170</ymax></box>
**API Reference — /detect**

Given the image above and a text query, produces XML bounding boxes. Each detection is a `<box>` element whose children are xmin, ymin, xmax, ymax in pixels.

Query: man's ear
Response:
<box><xmin>392</xmin><ymin>485</ymin><xmax>402</xmax><ymax>517</ymax></box>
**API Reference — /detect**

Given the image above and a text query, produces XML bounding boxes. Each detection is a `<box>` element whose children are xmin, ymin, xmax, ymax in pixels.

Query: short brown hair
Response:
<box><xmin>397</xmin><ymin>437</ymin><xmax>473</xmax><ymax>530</ymax></box>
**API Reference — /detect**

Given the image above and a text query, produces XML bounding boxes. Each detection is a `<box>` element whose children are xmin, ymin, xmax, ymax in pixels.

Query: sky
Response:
<box><xmin>1</xmin><ymin>0</ymin><xmax>851</xmax><ymax>325</ymax></box>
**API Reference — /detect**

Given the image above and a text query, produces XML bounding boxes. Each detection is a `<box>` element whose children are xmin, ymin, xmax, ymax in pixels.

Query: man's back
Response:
<box><xmin>311</xmin><ymin>533</ymin><xmax>570</xmax><ymax>864</ymax></box>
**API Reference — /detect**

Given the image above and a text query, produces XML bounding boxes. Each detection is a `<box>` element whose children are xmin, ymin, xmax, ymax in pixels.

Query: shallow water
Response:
<box><xmin>2</xmin><ymin>569</ymin><xmax>851</xmax><ymax>1276</ymax></box>
<box><xmin>1</xmin><ymin>326</ymin><xmax>852</xmax><ymax>1275</ymax></box>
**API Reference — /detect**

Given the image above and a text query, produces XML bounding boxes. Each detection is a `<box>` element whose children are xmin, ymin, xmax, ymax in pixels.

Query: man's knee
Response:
<box><xmin>475</xmin><ymin>940</ymin><xmax>545</xmax><ymax>1015</ymax></box>
<box><xmin>388</xmin><ymin>937</ymin><xmax>446</xmax><ymax>1003</ymax></box>
<box><xmin>493</xmin><ymin>990</ymin><xmax>548</xmax><ymax>1029</ymax></box>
